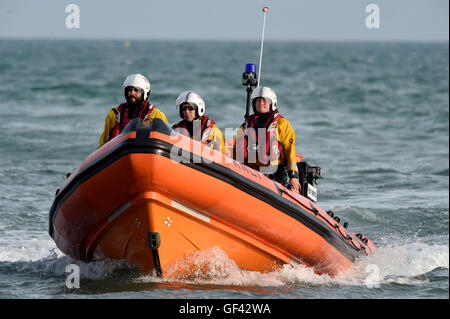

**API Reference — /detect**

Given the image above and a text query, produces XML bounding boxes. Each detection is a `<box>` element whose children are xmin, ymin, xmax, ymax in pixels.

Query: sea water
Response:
<box><xmin>0</xmin><ymin>40</ymin><xmax>448</xmax><ymax>299</ymax></box>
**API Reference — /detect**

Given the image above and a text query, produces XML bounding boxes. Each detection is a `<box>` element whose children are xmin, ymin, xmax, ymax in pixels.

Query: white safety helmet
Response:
<box><xmin>176</xmin><ymin>91</ymin><xmax>206</xmax><ymax>117</ymax></box>
<box><xmin>251</xmin><ymin>86</ymin><xmax>278</xmax><ymax>112</ymax></box>
<box><xmin>123</xmin><ymin>73</ymin><xmax>151</xmax><ymax>100</ymax></box>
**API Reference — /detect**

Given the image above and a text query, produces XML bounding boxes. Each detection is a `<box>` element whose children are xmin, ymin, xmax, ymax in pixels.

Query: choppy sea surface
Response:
<box><xmin>0</xmin><ymin>39</ymin><xmax>448</xmax><ymax>300</ymax></box>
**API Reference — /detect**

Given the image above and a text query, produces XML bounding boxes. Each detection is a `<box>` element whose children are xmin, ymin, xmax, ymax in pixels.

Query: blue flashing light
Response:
<box><xmin>245</xmin><ymin>63</ymin><xmax>256</xmax><ymax>73</ymax></box>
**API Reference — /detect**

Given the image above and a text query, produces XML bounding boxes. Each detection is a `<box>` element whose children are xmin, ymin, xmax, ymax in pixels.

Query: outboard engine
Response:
<box><xmin>297</xmin><ymin>162</ymin><xmax>322</xmax><ymax>202</ymax></box>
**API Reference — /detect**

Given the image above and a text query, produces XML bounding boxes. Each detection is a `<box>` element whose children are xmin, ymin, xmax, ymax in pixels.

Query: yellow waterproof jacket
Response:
<box><xmin>99</xmin><ymin>104</ymin><xmax>169</xmax><ymax>147</ymax></box>
<box><xmin>207</xmin><ymin>124</ymin><xmax>225</xmax><ymax>154</ymax></box>
<box><xmin>234</xmin><ymin>116</ymin><xmax>299</xmax><ymax>175</ymax></box>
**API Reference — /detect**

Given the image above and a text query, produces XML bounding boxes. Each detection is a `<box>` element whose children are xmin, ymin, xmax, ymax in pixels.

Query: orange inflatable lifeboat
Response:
<box><xmin>48</xmin><ymin>119</ymin><xmax>375</xmax><ymax>277</ymax></box>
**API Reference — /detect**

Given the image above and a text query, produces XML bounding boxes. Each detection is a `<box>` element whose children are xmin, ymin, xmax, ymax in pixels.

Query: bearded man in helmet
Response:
<box><xmin>234</xmin><ymin>86</ymin><xmax>300</xmax><ymax>192</ymax></box>
<box><xmin>99</xmin><ymin>73</ymin><xmax>169</xmax><ymax>147</ymax></box>
<box><xmin>172</xmin><ymin>91</ymin><xmax>225</xmax><ymax>154</ymax></box>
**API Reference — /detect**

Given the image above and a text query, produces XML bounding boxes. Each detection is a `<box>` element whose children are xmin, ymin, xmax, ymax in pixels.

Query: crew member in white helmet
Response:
<box><xmin>234</xmin><ymin>86</ymin><xmax>300</xmax><ymax>192</ymax></box>
<box><xmin>172</xmin><ymin>91</ymin><xmax>225</xmax><ymax>154</ymax></box>
<box><xmin>99</xmin><ymin>73</ymin><xmax>169</xmax><ymax>147</ymax></box>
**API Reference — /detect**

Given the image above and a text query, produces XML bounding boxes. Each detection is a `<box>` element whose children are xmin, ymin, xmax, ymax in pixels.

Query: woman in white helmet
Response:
<box><xmin>99</xmin><ymin>73</ymin><xmax>169</xmax><ymax>147</ymax></box>
<box><xmin>172</xmin><ymin>91</ymin><xmax>225</xmax><ymax>154</ymax></box>
<box><xmin>234</xmin><ymin>86</ymin><xmax>300</xmax><ymax>193</ymax></box>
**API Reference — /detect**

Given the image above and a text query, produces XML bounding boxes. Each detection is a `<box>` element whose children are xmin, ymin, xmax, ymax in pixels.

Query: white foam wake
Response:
<box><xmin>1</xmin><ymin>234</ymin><xmax>447</xmax><ymax>287</ymax></box>
<box><xmin>138</xmin><ymin>242</ymin><xmax>449</xmax><ymax>288</ymax></box>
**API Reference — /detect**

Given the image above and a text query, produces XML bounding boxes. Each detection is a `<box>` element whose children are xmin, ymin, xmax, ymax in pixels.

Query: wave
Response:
<box><xmin>0</xmin><ymin>238</ymin><xmax>447</xmax><ymax>297</ymax></box>
<box><xmin>136</xmin><ymin>243</ymin><xmax>448</xmax><ymax>290</ymax></box>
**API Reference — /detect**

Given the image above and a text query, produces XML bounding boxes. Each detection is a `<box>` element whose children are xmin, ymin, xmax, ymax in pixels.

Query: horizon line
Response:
<box><xmin>0</xmin><ymin>36</ymin><xmax>448</xmax><ymax>44</ymax></box>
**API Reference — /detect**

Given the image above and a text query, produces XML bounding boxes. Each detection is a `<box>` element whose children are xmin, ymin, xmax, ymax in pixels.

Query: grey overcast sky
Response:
<box><xmin>0</xmin><ymin>0</ymin><xmax>448</xmax><ymax>41</ymax></box>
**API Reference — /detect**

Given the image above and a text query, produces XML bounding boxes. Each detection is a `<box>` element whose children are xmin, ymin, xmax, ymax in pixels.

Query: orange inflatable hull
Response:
<box><xmin>49</xmin><ymin>119</ymin><xmax>375</xmax><ymax>277</ymax></box>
